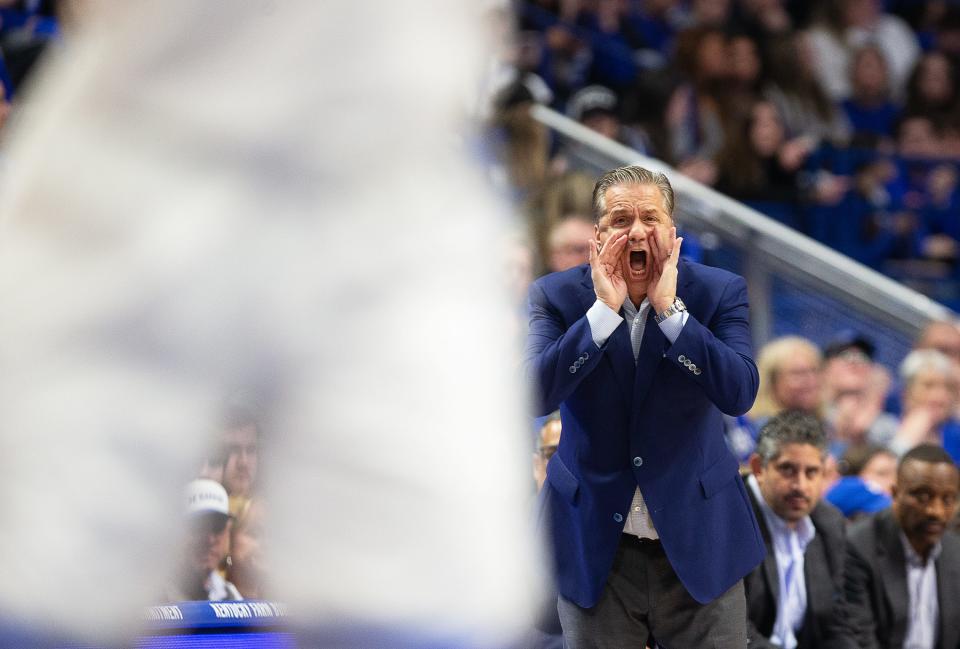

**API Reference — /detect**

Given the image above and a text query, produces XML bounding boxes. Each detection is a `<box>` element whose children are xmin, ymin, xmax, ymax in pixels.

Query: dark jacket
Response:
<box><xmin>845</xmin><ymin>508</ymin><xmax>960</xmax><ymax>649</ymax></box>
<box><xmin>743</xmin><ymin>477</ymin><xmax>857</xmax><ymax>649</ymax></box>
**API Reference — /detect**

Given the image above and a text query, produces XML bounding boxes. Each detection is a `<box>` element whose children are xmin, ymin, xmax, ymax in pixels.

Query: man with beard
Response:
<box><xmin>845</xmin><ymin>444</ymin><xmax>960</xmax><ymax>648</ymax></box>
<box><xmin>526</xmin><ymin>165</ymin><xmax>763</xmax><ymax>647</ymax></box>
<box><xmin>744</xmin><ymin>410</ymin><xmax>856</xmax><ymax>648</ymax></box>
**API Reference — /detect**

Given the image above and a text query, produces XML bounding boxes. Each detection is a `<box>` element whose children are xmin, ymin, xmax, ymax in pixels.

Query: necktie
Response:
<box><xmin>630</xmin><ymin>302</ymin><xmax>648</xmax><ymax>361</ymax></box>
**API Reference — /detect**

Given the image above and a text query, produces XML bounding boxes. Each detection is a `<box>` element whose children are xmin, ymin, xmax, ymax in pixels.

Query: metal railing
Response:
<box><xmin>531</xmin><ymin>105</ymin><xmax>955</xmax><ymax>368</ymax></box>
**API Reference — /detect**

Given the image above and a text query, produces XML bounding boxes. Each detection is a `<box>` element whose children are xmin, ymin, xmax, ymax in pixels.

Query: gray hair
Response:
<box><xmin>754</xmin><ymin>410</ymin><xmax>828</xmax><ymax>465</ymax></box>
<box><xmin>900</xmin><ymin>349</ymin><xmax>953</xmax><ymax>387</ymax></box>
<box><xmin>591</xmin><ymin>165</ymin><xmax>675</xmax><ymax>223</ymax></box>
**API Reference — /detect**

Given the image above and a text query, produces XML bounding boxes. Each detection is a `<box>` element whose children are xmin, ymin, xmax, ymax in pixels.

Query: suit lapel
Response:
<box><xmin>747</xmin><ymin>485</ymin><xmax>781</xmax><ymax>612</ymax></box>
<box><xmin>877</xmin><ymin>513</ymin><xmax>909</xmax><ymax>645</ymax></box>
<box><xmin>936</xmin><ymin>535</ymin><xmax>960</xmax><ymax>649</ymax></box>
<box><xmin>802</xmin><ymin>536</ymin><xmax>830</xmax><ymax>640</ymax></box>
<box><xmin>577</xmin><ymin>274</ymin><xmax>633</xmax><ymax>405</ymax></box>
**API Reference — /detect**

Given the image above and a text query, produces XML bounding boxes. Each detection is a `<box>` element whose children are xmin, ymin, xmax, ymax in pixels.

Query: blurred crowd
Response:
<box><xmin>489</xmin><ymin>0</ymin><xmax>960</xmax><ymax>308</ymax></box>
<box><xmin>164</xmin><ymin>399</ymin><xmax>267</xmax><ymax>604</ymax></box>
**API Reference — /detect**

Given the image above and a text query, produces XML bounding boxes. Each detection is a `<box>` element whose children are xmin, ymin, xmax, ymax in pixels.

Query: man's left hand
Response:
<box><xmin>647</xmin><ymin>226</ymin><xmax>683</xmax><ymax>314</ymax></box>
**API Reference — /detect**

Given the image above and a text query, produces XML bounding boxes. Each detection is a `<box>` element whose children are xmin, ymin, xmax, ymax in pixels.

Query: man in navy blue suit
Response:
<box><xmin>526</xmin><ymin>165</ymin><xmax>765</xmax><ymax>648</ymax></box>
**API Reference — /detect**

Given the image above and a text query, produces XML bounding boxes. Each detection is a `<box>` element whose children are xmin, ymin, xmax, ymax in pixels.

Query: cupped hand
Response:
<box><xmin>590</xmin><ymin>233</ymin><xmax>627</xmax><ymax>311</ymax></box>
<box><xmin>647</xmin><ymin>226</ymin><xmax>682</xmax><ymax>314</ymax></box>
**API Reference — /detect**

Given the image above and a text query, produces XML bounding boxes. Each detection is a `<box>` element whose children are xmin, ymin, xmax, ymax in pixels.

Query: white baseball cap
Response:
<box><xmin>185</xmin><ymin>478</ymin><xmax>230</xmax><ymax>518</ymax></box>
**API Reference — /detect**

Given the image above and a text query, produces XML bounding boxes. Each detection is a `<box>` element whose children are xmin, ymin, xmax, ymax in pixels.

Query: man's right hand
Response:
<box><xmin>589</xmin><ymin>233</ymin><xmax>627</xmax><ymax>311</ymax></box>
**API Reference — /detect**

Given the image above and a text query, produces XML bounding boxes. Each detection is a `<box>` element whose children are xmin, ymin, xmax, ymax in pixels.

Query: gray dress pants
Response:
<box><xmin>557</xmin><ymin>535</ymin><xmax>747</xmax><ymax>649</ymax></box>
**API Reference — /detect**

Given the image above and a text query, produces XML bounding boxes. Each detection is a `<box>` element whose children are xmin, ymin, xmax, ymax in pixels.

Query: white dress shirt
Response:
<box><xmin>586</xmin><ymin>296</ymin><xmax>687</xmax><ymax>539</ymax></box>
<box><xmin>901</xmin><ymin>532</ymin><xmax>940</xmax><ymax>649</ymax></box>
<box><xmin>748</xmin><ymin>475</ymin><xmax>815</xmax><ymax>649</ymax></box>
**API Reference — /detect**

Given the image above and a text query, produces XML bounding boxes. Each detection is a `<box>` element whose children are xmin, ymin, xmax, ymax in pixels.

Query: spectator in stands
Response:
<box><xmin>533</xmin><ymin>415</ymin><xmax>561</xmax><ymax>492</ymax></box>
<box><xmin>847</xmin><ymin>445</ymin><xmax>898</xmax><ymax>496</ymax></box>
<box><xmin>845</xmin><ymin>444</ymin><xmax>960</xmax><ymax>648</ymax></box>
<box><xmin>904</xmin><ymin>51</ymin><xmax>958</xmax><ymax>125</ymax></box>
<box><xmin>842</xmin><ymin>44</ymin><xmax>900</xmax><ymax>146</ymax></box>
<box><xmin>821</xmin><ymin>332</ymin><xmax>877</xmax><ymax>410</ymax></box>
<box><xmin>567</xmin><ymin>0</ymin><xmax>652</xmax><ymax>91</ymax></box>
<box><xmin>724</xmin><ymin>33</ymin><xmax>765</xmax><ymax>123</ymax></box>
<box><xmin>222</xmin><ymin>411</ymin><xmax>260</xmax><ymax>517</ymax></box>
<box><xmin>920</xmin><ymin>163</ymin><xmax>960</xmax><ymax>268</ymax></box>
<box><xmin>763</xmin><ymin>31</ymin><xmax>851</xmax><ymax>148</ymax></box>
<box><xmin>532</xmin><ymin>171</ymin><xmax>596</xmax><ymax>230</ymax></box>
<box><xmin>490</xmin><ymin>80</ymin><xmax>550</xmax><ymax>201</ymax></box>
<box><xmin>889</xmin><ymin>113</ymin><xmax>960</xmax><ymax>276</ymax></box>
<box><xmin>749</xmin><ymin>336</ymin><xmax>823</xmax><ymax>426</ymax></box>
<box><xmin>828</xmin><ymin>362</ymin><xmax>899</xmax><ymax>457</ymax></box>
<box><xmin>165</xmin><ymin>479</ymin><xmax>242</xmax><ymax>602</ymax></box>
<box><xmin>665</xmin><ymin>26</ymin><xmax>728</xmax><ymax>184</ymax></box>
<box><xmin>825</xmin><ymin>445</ymin><xmax>896</xmax><ymax>519</ymax></box>
<box><xmin>630</xmin><ymin>0</ymin><xmax>683</xmax><ymax>69</ymax></box>
<box><xmin>807</xmin><ymin>0</ymin><xmax>920</xmax><ymax>103</ymax></box>
<box><xmin>555</xmin><ymin>84</ymin><xmax>651</xmax><ymax>174</ymax></box>
<box><xmin>226</xmin><ymin>497</ymin><xmax>267</xmax><ymax>600</ymax></box>
<box><xmin>898</xmin><ymin>113</ymin><xmax>941</xmax><ymax>162</ymax></box>
<box><xmin>545</xmin><ymin>214</ymin><xmax>593</xmax><ymax>273</ymax></box>
<box><xmin>819</xmin><ymin>154</ymin><xmax>900</xmax><ymax>267</ymax></box>
<box><xmin>714</xmin><ymin>100</ymin><xmax>808</xmax><ymax>225</ymax></box>
<box><xmin>915</xmin><ymin>319</ymin><xmax>960</xmax><ymax>368</ymax></box>
<box><xmin>883</xmin><ymin>349</ymin><xmax>960</xmax><ymax>462</ymax></box>
<box><xmin>527</xmin><ymin>20</ymin><xmax>592</xmax><ymax>107</ymax></box>
<box><xmin>743</xmin><ymin>411</ymin><xmax>856</xmax><ymax>649</ymax></box>
<box><xmin>933</xmin><ymin>6</ymin><xmax>960</xmax><ymax>62</ymax></box>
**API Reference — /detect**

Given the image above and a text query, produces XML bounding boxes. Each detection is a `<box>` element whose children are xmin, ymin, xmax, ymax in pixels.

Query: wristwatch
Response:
<box><xmin>654</xmin><ymin>297</ymin><xmax>687</xmax><ymax>324</ymax></box>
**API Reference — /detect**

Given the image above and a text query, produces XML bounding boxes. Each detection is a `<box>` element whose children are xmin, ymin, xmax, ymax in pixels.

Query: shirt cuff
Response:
<box><xmin>587</xmin><ymin>299</ymin><xmax>623</xmax><ymax>348</ymax></box>
<box><xmin>657</xmin><ymin>310</ymin><xmax>688</xmax><ymax>344</ymax></box>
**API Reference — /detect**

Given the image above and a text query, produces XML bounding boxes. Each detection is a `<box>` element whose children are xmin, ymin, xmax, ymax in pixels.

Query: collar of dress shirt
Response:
<box><xmin>900</xmin><ymin>530</ymin><xmax>943</xmax><ymax>567</ymax></box>
<box><xmin>621</xmin><ymin>296</ymin><xmax>649</xmax><ymax>320</ymax></box>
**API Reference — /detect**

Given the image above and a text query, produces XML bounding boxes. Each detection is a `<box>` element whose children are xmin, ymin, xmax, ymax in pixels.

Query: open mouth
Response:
<box><xmin>629</xmin><ymin>250</ymin><xmax>647</xmax><ymax>273</ymax></box>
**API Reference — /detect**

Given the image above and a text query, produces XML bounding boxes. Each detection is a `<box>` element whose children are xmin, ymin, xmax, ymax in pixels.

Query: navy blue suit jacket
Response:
<box><xmin>526</xmin><ymin>259</ymin><xmax>765</xmax><ymax>608</ymax></box>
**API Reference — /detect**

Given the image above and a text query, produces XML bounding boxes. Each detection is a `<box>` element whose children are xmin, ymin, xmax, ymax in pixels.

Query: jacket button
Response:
<box><xmin>569</xmin><ymin>366</ymin><xmax>576</xmax><ymax>373</ymax></box>
<box><xmin>633</xmin><ymin>456</ymin><xmax>643</xmax><ymax>467</ymax></box>
<box><xmin>613</xmin><ymin>513</ymin><xmax>623</xmax><ymax>523</ymax></box>
<box><xmin>678</xmin><ymin>354</ymin><xmax>686</xmax><ymax>362</ymax></box>
<box><xmin>689</xmin><ymin>363</ymin><xmax>697</xmax><ymax>372</ymax></box>
<box><xmin>694</xmin><ymin>368</ymin><xmax>702</xmax><ymax>375</ymax></box>
<box><xmin>583</xmin><ymin>352</ymin><xmax>589</xmax><ymax>360</ymax></box>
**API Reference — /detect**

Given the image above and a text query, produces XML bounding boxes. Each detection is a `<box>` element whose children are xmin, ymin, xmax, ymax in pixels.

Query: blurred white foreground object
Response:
<box><xmin>0</xmin><ymin>1</ymin><xmax>539</xmax><ymax>644</ymax></box>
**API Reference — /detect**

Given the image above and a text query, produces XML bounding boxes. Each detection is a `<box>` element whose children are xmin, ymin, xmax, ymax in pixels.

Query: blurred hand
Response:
<box><xmin>812</xmin><ymin>173</ymin><xmax>849</xmax><ymax>205</ymax></box>
<box><xmin>777</xmin><ymin>137</ymin><xmax>811</xmax><ymax>172</ymax></box>
<box><xmin>833</xmin><ymin>392</ymin><xmax>879</xmax><ymax>444</ymax></box>
<box><xmin>895</xmin><ymin>408</ymin><xmax>938</xmax><ymax>449</ymax></box>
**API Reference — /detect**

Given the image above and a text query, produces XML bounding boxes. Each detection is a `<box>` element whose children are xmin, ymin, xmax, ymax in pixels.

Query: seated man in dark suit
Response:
<box><xmin>845</xmin><ymin>444</ymin><xmax>960</xmax><ymax>649</ymax></box>
<box><xmin>744</xmin><ymin>411</ymin><xmax>856</xmax><ymax>649</ymax></box>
